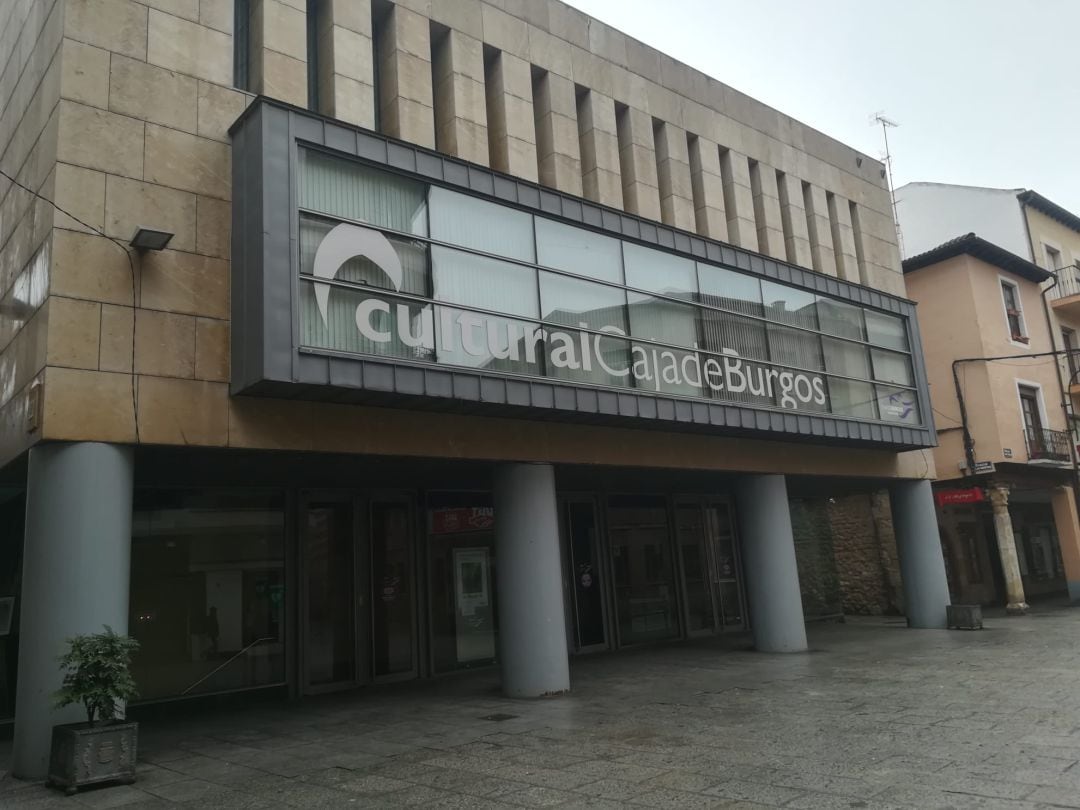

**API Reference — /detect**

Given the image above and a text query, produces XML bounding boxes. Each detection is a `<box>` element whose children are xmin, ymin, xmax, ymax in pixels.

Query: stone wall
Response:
<box><xmin>826</xmin><ymin>491</ymin><xmax>904</xmax><ymax>616</ymax></box>
<box><xmin>790</xmin><ymin>498</ymin><xmax>843</xmax><ymax>618</ymax></box>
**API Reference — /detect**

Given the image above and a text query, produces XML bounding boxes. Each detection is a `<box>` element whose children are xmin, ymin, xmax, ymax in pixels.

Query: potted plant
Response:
<box><xmin>47</xmin><ymin>626</ymin><xmax>140</xmax><ymax>795</ymax></box>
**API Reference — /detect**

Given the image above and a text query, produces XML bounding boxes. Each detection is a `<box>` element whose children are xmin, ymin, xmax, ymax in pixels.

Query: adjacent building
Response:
<box><xmin>897</xmin><ymin>183</ymin><xmax>1080</xmax><ymax>611</ymax></box>
<box><xmin>0</xmin><ymin>0</ymin><xmax>949</xmax><ymax>776</ymax></box>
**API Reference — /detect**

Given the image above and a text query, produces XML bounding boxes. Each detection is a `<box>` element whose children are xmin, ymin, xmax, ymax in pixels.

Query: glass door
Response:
<box><xmin>301</xmin><ymin>494</ymin><xmax>363</xmax><ymax>692</ymax></box>
<box><xmin>675</xmin><ymin>501</ymin><xmax>717</xmax><ymax>635</ymax></box>
<box><xmin>370</xmin><ymin>498</ymin><xmax>418</xmax><ymax>681</ymax></box>
<box><xmin>562</xmin><ymin>498</ymin><xmax>609</xmax><ymax>651</ymax></box>
<box><xmin>704</xmin><ymin>500</ymin><xmax>745</xmax><ymax>628</ymax></box>
<box><xmin>608</xmin><ymin>495</ymin><xmax>679</xmax><ymax>645</ymax></box>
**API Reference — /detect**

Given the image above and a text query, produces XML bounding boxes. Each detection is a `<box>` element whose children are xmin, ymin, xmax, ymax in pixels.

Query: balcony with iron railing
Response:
<box><xmin>1024</xmin><ymin>427</ymin><xmax>1073</xmax><ymax>464</ymax></box>
<box><xmin>1048</xmin><ymin>264</ymin><xmax>1080</xmax><ymax>316</ymax></box>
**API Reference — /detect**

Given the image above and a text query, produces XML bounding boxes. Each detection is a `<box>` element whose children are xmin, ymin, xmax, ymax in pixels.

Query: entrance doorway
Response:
<box><xmin>562</xmin><ymin>498</ymin><xmax>609</xmax><ymax>652</ymax></box>
<box><xmin>300</xmin><ymin>493</ymin><xmax>418</xmax><ymax>693</ymax></box>
<box><xmin>674</xmin><ymin>499</ymin><xmax>745</xmax><ymax>635</ymax></box>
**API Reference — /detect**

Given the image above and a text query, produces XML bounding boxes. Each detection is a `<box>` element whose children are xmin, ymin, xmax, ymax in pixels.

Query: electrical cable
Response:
<box><xmin>0</xmin><ymin>167</ymin><xmax>140</xmax><ymax>440</ymax></box>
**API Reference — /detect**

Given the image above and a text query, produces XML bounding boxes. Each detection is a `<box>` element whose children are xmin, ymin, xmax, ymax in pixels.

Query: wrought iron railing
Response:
<box><xmin>1025</xmin><ymin>428</ymin><xmax>1072</xmax><ymax>462</ymax></box>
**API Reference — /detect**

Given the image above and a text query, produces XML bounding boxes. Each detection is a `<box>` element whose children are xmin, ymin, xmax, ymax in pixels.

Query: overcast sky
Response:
<box><xmin>564</xmin><ymin>0</ymin><xmax>1080</xmax><ymax>214</ymax></box>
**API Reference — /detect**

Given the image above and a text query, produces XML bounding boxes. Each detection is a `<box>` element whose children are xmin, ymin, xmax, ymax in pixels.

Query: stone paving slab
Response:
<box><xmin>4</xmin><ymin>608</ymin><xmax>1080</xmax><ymax>807</ymax></box>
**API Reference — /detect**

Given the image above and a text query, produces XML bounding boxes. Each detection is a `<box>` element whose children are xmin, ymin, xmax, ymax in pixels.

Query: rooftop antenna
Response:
<box><xmin>871</xmin><ymin>111</ymin><xmax>904</xmax><ymax>257</ymax></box>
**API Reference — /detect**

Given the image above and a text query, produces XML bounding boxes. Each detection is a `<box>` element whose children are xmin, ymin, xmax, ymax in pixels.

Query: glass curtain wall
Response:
<box><xmin>608</xmin><ymin>496</ymin><xmax>679</xmax><ymax>644</ymax></box>
<box><xmin>296</xmin><ymin>149</ymin><xmax>922</xmax><ymax>427</ymax></box>
<box><xmin>129</xmin><ymin>491</ymin><xmax>287</xmax><ymax>701</ymax></box>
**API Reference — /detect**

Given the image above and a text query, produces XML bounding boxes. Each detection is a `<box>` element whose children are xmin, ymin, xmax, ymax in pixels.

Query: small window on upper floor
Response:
<box><xmin>1000</xmin><ymin>278</ymin><xmax>1027</xmax><ymax>343</ymax></box>
<box><xmin>1045</xmin><ymin>244</ymin><xmax>1062</xmax><ymax>272</ymax></box>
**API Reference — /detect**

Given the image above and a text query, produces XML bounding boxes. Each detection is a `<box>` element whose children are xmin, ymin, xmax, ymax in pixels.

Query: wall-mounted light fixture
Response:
<box><xmin>129</xmin><ymin>227</ymin><xmax>174</xmax><ymax>252</ymax></box>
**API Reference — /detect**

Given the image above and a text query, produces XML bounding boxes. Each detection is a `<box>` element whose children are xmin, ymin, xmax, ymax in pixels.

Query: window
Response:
<box><xmin>1000</xmin><ymin>279</ymin><xmax>1027</xmax><ymax>342</ymax></box>
<box><xmin>234</xmin><ymin>0</ymin><xmax>251</xmax><ymax>91</ymax></box>
<box><xmin>1045</xmin><ymin>244</ymin><xmax>1062</xmax><ymax>271</ymax></box>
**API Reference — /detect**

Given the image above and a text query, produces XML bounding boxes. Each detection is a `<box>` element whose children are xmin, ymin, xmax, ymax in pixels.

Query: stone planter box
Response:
<box><xmin>47</xmin><ymin>721</ymin><xmax>138</xmax><ymax>794</ymax></box>
<box><xmin>946</xmin><ymin>604</ymin><xmax>983</xmax><ymax>630</ymax></box>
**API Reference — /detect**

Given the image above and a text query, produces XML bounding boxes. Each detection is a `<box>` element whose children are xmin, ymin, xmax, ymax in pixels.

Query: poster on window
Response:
<box><xmin>453</xmin><ymin>548</ymin><xmax>495</xmax><ymax>663</ymax></box>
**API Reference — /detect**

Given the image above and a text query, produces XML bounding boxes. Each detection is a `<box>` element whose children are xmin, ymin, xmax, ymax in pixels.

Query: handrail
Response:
<box><xmin>180</xmin><ymin>636</ymin><xmax>275</xmax><ymax>695</ymax></box>
<box><xmin>1025</xmin><ymin>427</ymin><xmax>1072</xmax><ymax>462</ymax></box>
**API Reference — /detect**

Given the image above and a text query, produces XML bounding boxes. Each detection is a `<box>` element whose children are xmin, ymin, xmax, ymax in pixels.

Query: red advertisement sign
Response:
<box><xmin>430</xmin><ymin>507</ymin><xmax>494</xmax><ymax>535</ymax></box>
<box><xmin>934</xmin><ymin>487</ymin><xmax>985</xmax><ymax>507</ymax></box>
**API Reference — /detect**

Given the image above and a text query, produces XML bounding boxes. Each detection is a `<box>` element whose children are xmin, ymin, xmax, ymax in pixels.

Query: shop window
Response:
<box><xmin>427</xmin><ymin>493</ymin><xmax>496</xmax><ymax>673</ymax></box>
<box><xmin>623</xmin><ymin>242</ymin><xmax>697</xmax><ymax>298</ymax></box>
<box><xmin>870</xmin><ymin>348</ymin><xmax>914</xmax><ymax>387</ymax></box>
<box><xmin>129</xmin><ymin>491</ymin><xmax>287</xmax><ymax>702</ymax></box>
<box><xmin>822</xmin><ymin>336</ymin><xmax>870</xmax><ymax>379</ymax></box>
<box><xmin>429</xmin><ymin>187</ymin><xmax>535</xmax><ymax>262</ymax></box>
<box><xmin>1000</xmin><ymin>279</ymin><xmax>1027</xmax><ymax>342</ymax></box>
<box><xmin>697</xmin><ymin>264</ymin><xmax>763</xmax><ymax>317</ymax></box>
<box><xmin>828</xmin><ymin>378</ymin><xmax>877</xmax><ymax>420</ymax></box>
<box><xmin>817</xmin><ymin>297</ymin><xmax>865</xmax><ymax>341</ymax></box>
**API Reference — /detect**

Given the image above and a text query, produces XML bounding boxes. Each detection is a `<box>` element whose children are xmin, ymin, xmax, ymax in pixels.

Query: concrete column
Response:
<box><xmin>653</xmin><ymin>121</ymin><xmax>696</xmax><ymax>231</ymax></box>
<box><xmin>889</xmin><ymin>480</ymin><xmax>951</xmax><ymax>629</ymax></box>
<box><xmin>1051</xmin><ymin>486</ymin><xmax>1080</xmax><ymax>604</ymax></box>
<box><xmin>733</xmin><ymin>475</ymin><xmax>807</xmax><ymax>653</ymax></box>
<box><xmin>719</xmin><ymin>149</ymin><xmax>759</xmax><ymax>252</ymax></box>
<box><xmin>532</xmin><ymin>71</ymin><xmax>583</xmax><ymax>196</ymax></box>
<box><xmin>615</xmin><ymin>105</ymin><xmax>662</xmax><ymax>221</ymax></box>
<box><xmin>828</xmin><ymin>193</ymin><xmax>860</xmax><ymax>283</ymax></box>
<box><xmin>316</xmin><ymin>0</ymin><xmax>375</xmax><ymax>127</ymax></box>
<box><xmin>493</xmin><ymin>462</ymin><xmax>570</xmax><ymax>697</ymax></box>
<box><xmin>376</xmin><ymin>4</ymin><xmax>435</xmax><ymax>148</ymax></box>
<box><xmin>485</xmin><ymin>51</ymin><xmax>538</xmax><ymax>182</ymax></box>
<box><xmin>688</xmin><ymin>136</ymin><xmax>728</xmax><ymax>241</ymax></box>
<box><xmin>432</xmin><ymin>28</ymin><xmax>489</xmax><ymax>165</ymax></box>
<box><xmin>776</xmin><ymin>172</ymin><xmax>813</xmax><ymax>269</ymax></box>
<box><xmin>989</xmin><ymin>486</ymin><xmax>1029</xmax><ymax>614</ymax></box>
<box><xmin>749</xmin><ymin>162</ymin><xmax>786</xmax><ymax>260</ymax></box>
<box><xmin>802</xmin><ymin>183</ymin><xmax>838</xmax><ymax>277</ymax></box>
<box><xmin>250</xmin><ymin>0</ymin><xmax>308</xmax><ymax>107</ymax></box>
<box><xmin>13</xmin><ymin>442</ymin><xmax>134</xmax><ymax>778</ymax></box>
<box><xmin>576</xmin><ymin>88</ymin><xmax>622</xmax><ymax>208</ymax></box>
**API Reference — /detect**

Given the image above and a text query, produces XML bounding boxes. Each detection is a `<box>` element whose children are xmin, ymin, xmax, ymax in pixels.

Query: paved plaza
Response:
<box><xmin>4</xmin><ymin>609</ymin><xmax>1080</xmax><ymax>808</ymax></box>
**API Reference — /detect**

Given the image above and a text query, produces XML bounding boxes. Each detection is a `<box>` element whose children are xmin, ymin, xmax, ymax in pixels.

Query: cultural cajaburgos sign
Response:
<box><xmin>312</xmin><ymin>223</ymin><xmax>832</xmax><ymax>411</ymax></box>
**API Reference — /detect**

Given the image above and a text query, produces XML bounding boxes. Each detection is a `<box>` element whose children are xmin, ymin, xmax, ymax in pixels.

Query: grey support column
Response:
<box><xmin>734</xmin><ymin>474</ymin><xmax>807</xmax><ymax>653</ymax></box>
<box><xmin>13</xmin><ymin>442</ymin><xmax>134</xmax><ymax>779</ymax></box>
<box><xmin>889</xmin><ymin>479</ymin><xmax>952</xmax><ymax>629</ymax></box>
<box><xmin>493</xmin><ymin>462</ymin><xmax>570</xmax><ymax>697</ymax></box>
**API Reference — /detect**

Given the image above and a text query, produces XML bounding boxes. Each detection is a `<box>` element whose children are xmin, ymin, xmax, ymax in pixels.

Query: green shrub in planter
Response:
<box><xmin>48</xmin><ymin>627</ymin><xmax>140</xmax><ymax>794</ymax></box>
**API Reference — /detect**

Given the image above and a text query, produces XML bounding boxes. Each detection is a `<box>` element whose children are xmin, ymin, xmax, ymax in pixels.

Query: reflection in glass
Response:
<box><xmin>305</xmin><ymin>500</ymin><xmax>356</xmax><ymax>686</ymax></box>
<box><xmin>536</xmin><ymin>217</ymin><xmax>623</xmax><ymax>283</ymax></box>
<box><xmin>623</xmin><ymin>243</ymin><xmax>697</xmax><ymax>298</ymax></box>
<box><xmin>823</xmin><ymin>337</ymin><xmax>870</xmax><ymax>378</ymax></box>
<box><xmin>762</xmin><ymin>280</ymin><xmax>818</xmax><ymax>330</ymax></box>
<box><xmin>428</xmin><ymin>493</ymin><xmax>496</xmax><ymax>673</ymax></box>
<box><xmin>676</xmin><ymin>505</ymin><xmax>715</xmax><ymax>633</ymax></box>
<box><xmin>299</xmin><ymin>283</ymin><xmax>435</xmax><ymax>362</ymax></box>
<box><xmin>299</xmin><ymin>148</ymin><xmax>428</xmax><ymax>235</ymax></box>
<box><xmin>865</xmin><ymin>310</ymin><xmax>909</xmax><ymax>350</ymax></box>
<box><xmin>429</xmin><ymin>187</ymin><xmax>535</xmax><ymax>262</ymax></box>
<box><xmin>547</xmin><ymin>329</ymin><xmax>634</xmax><ymax>389</ymax></box>
<box><xmin>817</xmin><ymin>297</ymin><xmax>865</xmax><ymax>340</ymax></box>
<box><xmin>540</xmin><ymin>272</ymin><xmax>628</xmax><ymax>332</ymax></box>
<box><xmin>871</xmin><ymin>348</ymin><xmax>913</xmax><ymax>386</ymax></box>
<box><xmin>434</xmin><ymin>307</ymin><xmax>543</xmax><ymax>376</ymax></box>
<box><xmin>828</xmin><ymin>378</ymin><xmax>877</xmax><ymax>419</ymax></box>
<box><xmin>432</xmin><ymin>246</ymin><xmax>539</xmax><ymax>318</ymax></box>
<box><xmin>299</xmin><ymin>214</ymin><xmax>429</xmax><ymax>295</ymax></box>
<box><xmin>608</xmin><ymin>497</ymin><xmax>678</xmax><ymax>644</ymax></box>
<box><xmin>566</xmin><ymin>501</ymin><xmax>606</xmax><ymax>648</ymax></box>
<box><xmin>372</xmin><ymin>502</ymin><xmax>414</xmax><ymax>678</ymax></box>
<box><xmin>630</xmin><ymin>343</ymin><xmax>703</xmax><ymax>398</ymax></box>
<box><xmin>876</xmin><ymin>384</ymin><xmax>921</xmax><ymax>424</ymax></box>
<box><xmin>699</xmin><ymin>311</ymin><xmax>769</xmax><ymax>361</ymax></box>
<box><xmin>767</xmin><ymin>324</ymin><xmax>824</xmax><ymax>371</ymax></box>
<box><xmin>130</xmin><ymin>491</ymin><xmax>286</xmax><ymax>701</ymax></box>
<box><xmin>627</xmin><ymin>291</ymin><xmax>700</xmax><ymax>349</ymax></box>
<box><xmin>697</xmin><ymin>264</ymin><xmax>763</xmax><ymax>317</ymax></box>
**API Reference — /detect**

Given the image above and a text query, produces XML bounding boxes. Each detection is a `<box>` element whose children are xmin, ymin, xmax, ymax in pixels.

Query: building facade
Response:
<box><xmin>0</xmin><ymin>0</ymin><xmax>949</xmax><ymax>777</ymax></box>
<box><xmin>897</xmin><ymin>184</ymin><xmax>1080</xmax><ymax>609</ymax></box>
